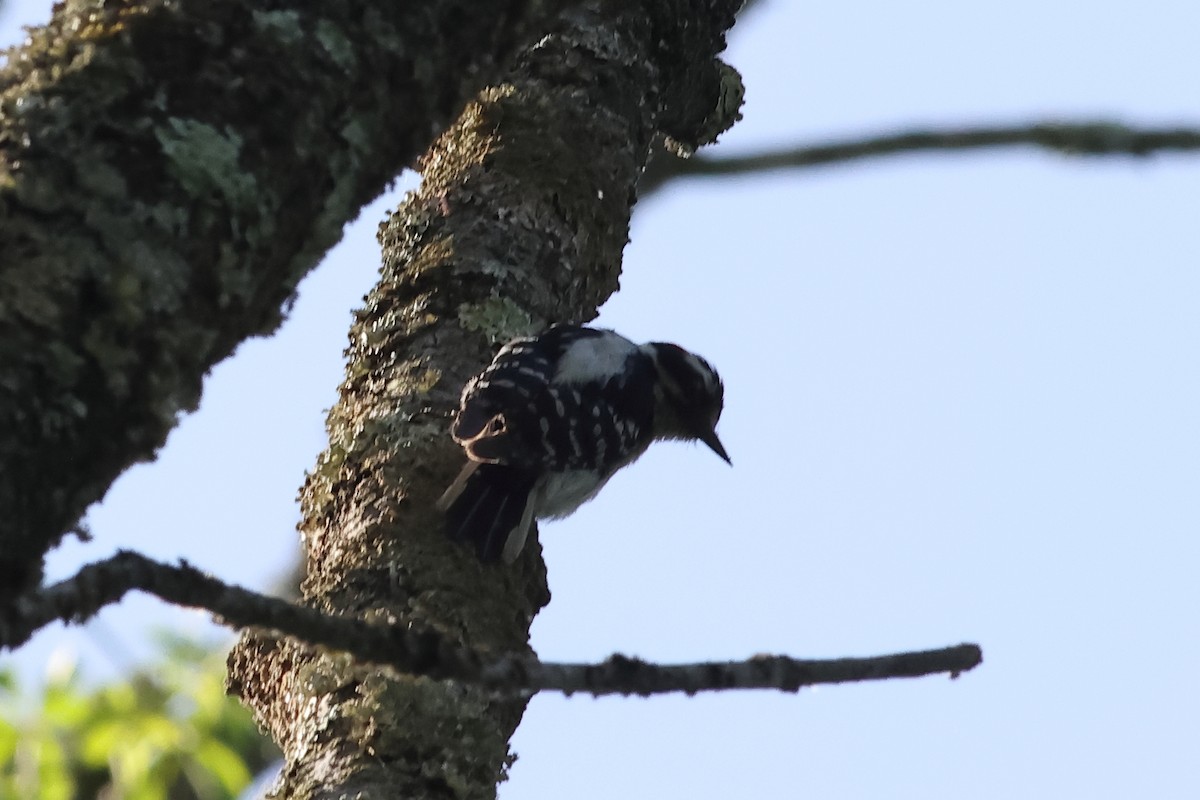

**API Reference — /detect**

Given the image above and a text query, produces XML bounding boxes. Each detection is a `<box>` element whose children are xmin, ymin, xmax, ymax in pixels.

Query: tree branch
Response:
<box><xmin>502</xmin><ymin>645</ymin><xmax>981</xmax><ymax>696</ymax></box>
<box><xmin>0</xmin><ymin>0</ymin><xmax>573</xmax><ymax>601</ymax></box>
<box><xmin>640</xmin><ymin>120</ymin><xmax>1200</xmax><ymax>192</ymax></box>
<box><xmin>0</xmin><ymin>551</ymin><xmax>982</xmax><ymax>696</ymax></box>
<box><xmin>217</xmin><ymin>4</ymin><xmax>744</xmax><ymax>795</ymax></box>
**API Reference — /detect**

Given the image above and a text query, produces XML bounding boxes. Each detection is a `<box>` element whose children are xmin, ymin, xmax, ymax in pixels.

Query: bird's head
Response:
<box><xmin>641</xmin><ymin>342</ymin><xmax>730</xmax><ymax>464</ymax></box>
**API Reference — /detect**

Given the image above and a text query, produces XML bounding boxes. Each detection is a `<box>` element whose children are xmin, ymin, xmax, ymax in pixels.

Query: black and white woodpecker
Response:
<box><xmin>438</xmin><ymin>324</ymin><xmax>730</xmax><ymax>563</ymax></box>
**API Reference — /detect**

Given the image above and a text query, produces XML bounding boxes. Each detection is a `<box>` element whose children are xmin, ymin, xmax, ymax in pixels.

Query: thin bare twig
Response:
<box><xmin>0</xmin><ymin>550</ymin><xmax>982</xmax><ymax>696</ymax></box>
<box><xmin>640</xmin><ymin>120</ymin><xmax>1200</xmax><ymax>193</ymax></box>
<box><xmin>489</xmin><ymin>645</ymin><xmax>981</xmax><ymax>697</ymax></box>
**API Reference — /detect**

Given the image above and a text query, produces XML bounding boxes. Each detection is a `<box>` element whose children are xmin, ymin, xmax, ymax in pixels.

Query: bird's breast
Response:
<box><xmin>533</xmin><ymin>470</ymin><xmax>615</xmax><ymax>519</ymax></box>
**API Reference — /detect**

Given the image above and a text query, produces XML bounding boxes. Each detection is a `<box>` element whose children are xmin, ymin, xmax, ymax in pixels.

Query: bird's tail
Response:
<box><xmin>438</xmin><ymin>463</ymin><xmax>538</xmax><ymax>563</ymax></box>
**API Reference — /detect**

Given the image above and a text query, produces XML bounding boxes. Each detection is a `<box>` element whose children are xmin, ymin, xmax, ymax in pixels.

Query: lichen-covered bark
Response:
<box><xmin>0</xmin><ymin>0</ymin><xmax>571</xmax><ymax>600</ymax></box>
<box><xmin>226</xmin><ymin>2</ymin><xmax>742</xmax><ymax>797</ymax></box>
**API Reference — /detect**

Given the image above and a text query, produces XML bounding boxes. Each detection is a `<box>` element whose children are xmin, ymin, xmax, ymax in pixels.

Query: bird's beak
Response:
<box><xmin>699</xmin><ymin>427</ymin><xmax>732</xmax><ymax>465</ymax></box>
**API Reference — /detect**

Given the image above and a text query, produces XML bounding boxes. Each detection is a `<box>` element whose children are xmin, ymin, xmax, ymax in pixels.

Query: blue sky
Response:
<box><xmin>3</xmin><ymin>2</ymin><xmax>1199</xmax><ymax>798</ymax></box>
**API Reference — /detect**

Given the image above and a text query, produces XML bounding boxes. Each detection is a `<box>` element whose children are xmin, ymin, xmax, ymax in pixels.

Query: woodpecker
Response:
<box><xmin>438</xmin><ymin>324</ymin><xmax>730</xmax><ymax>563</ymax></box>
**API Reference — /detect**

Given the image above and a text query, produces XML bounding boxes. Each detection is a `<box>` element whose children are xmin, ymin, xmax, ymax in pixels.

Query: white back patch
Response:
<box><xmin>553</xmin><ymin>331</ymin><xmax>637</xmax><ymax>385</ymax></box>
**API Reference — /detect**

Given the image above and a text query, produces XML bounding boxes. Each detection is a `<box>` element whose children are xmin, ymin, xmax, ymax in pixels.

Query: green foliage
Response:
<box><xmin>0</xmin><ymin>633</ymin><xmax>278</xmax><ymax>800</ymax></box>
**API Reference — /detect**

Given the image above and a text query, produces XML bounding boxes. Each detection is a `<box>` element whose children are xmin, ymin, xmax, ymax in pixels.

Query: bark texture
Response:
<box><xmin>226</xmin><ymin>2</ymin><xmax>742</xmax><ymax>797</ymax></box>
<box><xmin>0</xmin><ymin>0</ymin><xmax>570</xmax><ymax>601</ymax></box>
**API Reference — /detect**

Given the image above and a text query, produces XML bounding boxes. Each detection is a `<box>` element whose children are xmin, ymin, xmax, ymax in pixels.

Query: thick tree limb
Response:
<box><xmin>0</xmin><ymin>550</ymin><xmax>982</xmax><ymax>696</ymax></box>
<box><xmin>0</xmin><ymin>0</ymin><xmax>573</xmax><ymax>602</ymax></box>
<box><xmin>640</xmin><ymin>120</ymin><xmax>1200</xmax><ymax>192</ymax></box>
<box><xmin>218</xmin><ymin>4</ymin><xmax>745</xmax><ymax>796</ymax></box>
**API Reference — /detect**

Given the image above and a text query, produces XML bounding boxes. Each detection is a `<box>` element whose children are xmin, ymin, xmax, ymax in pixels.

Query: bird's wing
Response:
<box><xmin>451</xmin><ymin>326</ymin><xmax>654</xmax><ymax>471</ymax></box>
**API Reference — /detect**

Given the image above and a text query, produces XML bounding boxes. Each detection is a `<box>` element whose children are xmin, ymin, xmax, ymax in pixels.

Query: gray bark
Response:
<box><xmin>0</xmin><ymin>0</ymin><xmax>571</xmax><ymax>600</ymax></box>
<box><xmin>226</xmin><ymin>2</ymin><xmax>742</xmax><ymax>797</ymax></box>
